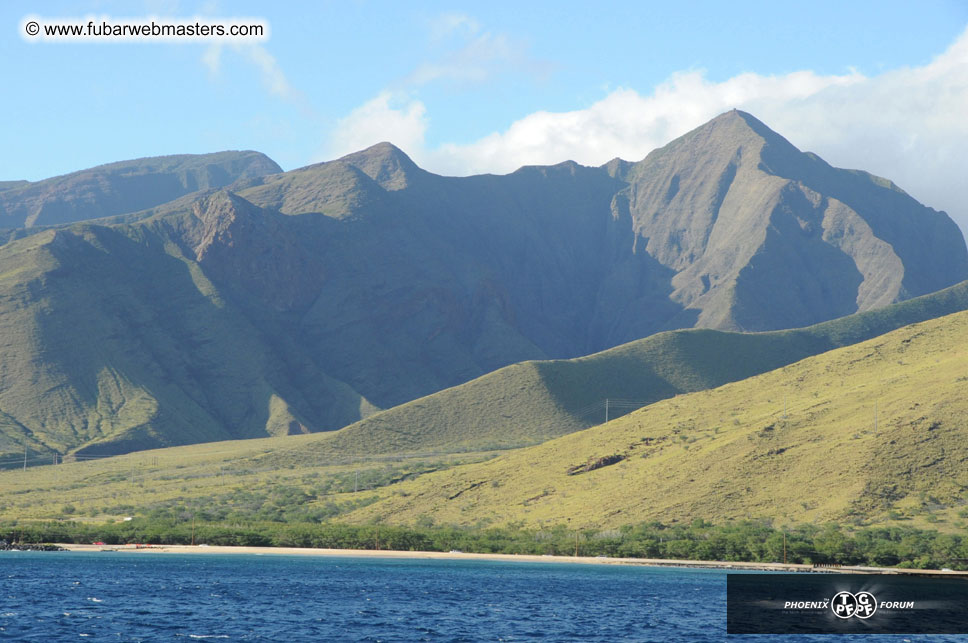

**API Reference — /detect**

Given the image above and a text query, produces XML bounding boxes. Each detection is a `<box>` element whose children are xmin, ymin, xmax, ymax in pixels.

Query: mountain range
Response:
<box><xmin>0</xmin><ymin>110</ymin><xmax>965</xmax><ymax>462</ymax></box>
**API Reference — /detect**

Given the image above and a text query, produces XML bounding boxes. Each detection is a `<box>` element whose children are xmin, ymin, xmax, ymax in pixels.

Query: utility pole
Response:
<box><xmin>605</xmin><ymin>399</ymin><xmax>609</xmax><ymax>424</ymax></box>
<box><xmin>355</xmin><ymin>470</ymin><xmax>359</xmax><ymax>493</ymax></box>
<box><xmin>783</xmin><ymin>531</ymin><xmax>787</xmax><ymax>565</ymax></box>
<box><xmin>574</xmin><ymin>531</ymin><xmax>580</xmax><ymax>557</ymax></box>
<box><xmin>23</xmin><ymin>438</ymin><xmax>27</xmax><ymax>472</ymax></box>
<box><xmin>874</xmin><ymin>400</ymin><xmax>878</xmax><ymax>434</ymax></box>
<box><xmin>191</xmin><ymin>514</ymin><xmax>196</xmax><ymax>546</ymax></box>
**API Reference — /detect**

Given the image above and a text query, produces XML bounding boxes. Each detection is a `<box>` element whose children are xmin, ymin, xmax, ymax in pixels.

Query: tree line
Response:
<box><xmin>4</xmin><ymin>518</ymin><xmax>968</xmax><ymax>569</ymax></box>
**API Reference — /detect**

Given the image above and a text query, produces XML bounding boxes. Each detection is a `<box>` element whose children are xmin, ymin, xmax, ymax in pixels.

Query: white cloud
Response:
<box><xmin>243</xmin><ymin>44</ymin><xmax>299</xmax><ymax>102</ymax></box>
<box><xmin>428</xmin><ymin>12</ymin><xmax>481</xmax><ymax>40</ymax></box>
<box><xmin>201</xmin><ymin>42</ymin><xmax>222</xmax><ymax>75</ymax></box>
<box><xmin>325</xmin><ymin>23</ymin><xmax>968</xmax><ymax>233</ymax></box>
<box><xmin>321</xmin><ymin>13</ymin><xmax>544</xmax><ymax>165</ymax></box>
<box><xmin>199</xmin><ymin>41</ymin><xmax>307</xmax><ymax>111</ymax></box>
<box><xmin>406</xmin><ymin>31</ymin><xmax>524</xmax><ymax>86</ymax></box>
<box><xmin>424</xmin><ymin>69</ymin><xmax>865</xmax><ymax>175</ymax></box>
<box><xmin>402</xmin><ymin>12</ymin><xmax>548</xmax><ymax>89</ymax></box>
<box><xmin>327</xmin><ymin>91</ymin><xmax>428</xmax><ymax>159</ymax></box>
<box><xmin>415</xmin><ymin>25</ymin><xmax>967</xmax><ymax>233</ymax></box>
<box><xmin>192</xmin><ymin>2</ymin><xmax>300</xmax><ymax>106</ymax></box>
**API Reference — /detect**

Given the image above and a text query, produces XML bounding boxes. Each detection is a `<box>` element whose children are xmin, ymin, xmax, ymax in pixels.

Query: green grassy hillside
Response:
<box><xmin>0</xmin><ymin>432</ymin><xmax>497</xmax><ymax>524</ymax></box>
<box><xmin>343</xmin><ymin>308</ymin><xmax>968</xmax><ymax>530</ymax></box>
<box><xmin>4</xmin><ymin>306</ymin><xmax>968</xmax><ymax>535</ymax></box>
<box><xmin>319</xmin><ymin>279</ymin><xmax>968</xmax><ymax>453</ymax></box>
<box><xmin>0</xmin><ymin>207</ymin><xmax>376</xmax><ymax>462</ymax></box>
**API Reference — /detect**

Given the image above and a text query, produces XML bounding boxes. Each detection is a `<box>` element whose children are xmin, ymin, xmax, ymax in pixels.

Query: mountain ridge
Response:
<box><xmin>302</xmin><ymin>277</ymin><xmax>968</xmax><ymax>455</ymax></box>
<box><xmin>0</xmin><ymin>150</ymin><xmax>282</xmax><ymax>228</ymax></box>
<box><xmin>0</xmin><ymin>111</ymin><xmax>965</xmax><ymax>460</ymax></box>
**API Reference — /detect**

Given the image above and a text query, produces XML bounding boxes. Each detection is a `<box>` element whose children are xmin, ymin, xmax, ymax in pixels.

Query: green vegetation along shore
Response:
<box><xmin>5</xmin><ymin>520</ymin><xmax>968</xmax><ymax>571</ymax></box>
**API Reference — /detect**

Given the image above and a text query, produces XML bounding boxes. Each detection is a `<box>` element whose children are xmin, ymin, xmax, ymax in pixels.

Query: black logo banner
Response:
<box><xmin>727</xmin><ymin>573</ymin><xmax>968</xmax><ymax>634</ymax></box>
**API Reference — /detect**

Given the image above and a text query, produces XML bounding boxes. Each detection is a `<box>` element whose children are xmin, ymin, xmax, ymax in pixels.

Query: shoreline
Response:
<box><xmin>53</xmin><ymin>544</ymin><xmax>968</xmax><ymax>576</ymax></box>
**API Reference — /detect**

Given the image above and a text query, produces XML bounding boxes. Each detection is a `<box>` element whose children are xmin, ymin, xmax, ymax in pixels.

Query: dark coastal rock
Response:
<box><xmin>0</xmin><ymin>540</ymin><xmax>66</xmax><ymax>551</ymax></box>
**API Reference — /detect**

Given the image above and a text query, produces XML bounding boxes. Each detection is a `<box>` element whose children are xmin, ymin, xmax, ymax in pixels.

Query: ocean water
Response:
<box><xmin>0</xmin><ymin>552</ymin><xmax>956</xmax><ymax>641</ymax></box>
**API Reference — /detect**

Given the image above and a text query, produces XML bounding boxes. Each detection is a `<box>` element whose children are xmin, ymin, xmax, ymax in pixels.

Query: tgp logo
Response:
<box><xmin>832</xmin><ymin>591</ymin><xmax>877</xmax><ymax>619</ymax></box>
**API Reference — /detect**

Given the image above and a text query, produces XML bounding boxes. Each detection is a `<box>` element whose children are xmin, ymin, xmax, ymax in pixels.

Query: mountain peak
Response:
<box><xmin>631</xmin><ymin>110</ymin><xmax>804</xmax><ymax>182</ymax></box>
<box><xmin>702</xmin><ymin>110</ymin><xmax>805</xmax><ymax>161</ymax></box>
<box><xmin>679</xmin><ymin>109</ymin><xmax>785</xmax><ymax>150</ymax></box>
<box><xmin>337</xmin><ymin>142</ymin><xmax>423</xmax><ymax>191</ymax></box>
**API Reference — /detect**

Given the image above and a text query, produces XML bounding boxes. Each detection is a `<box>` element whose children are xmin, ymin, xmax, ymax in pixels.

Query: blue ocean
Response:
<box><xmin>0</xmin><ymin>552</ymin><xmax>957</xmax><ymax>641</ymax></box>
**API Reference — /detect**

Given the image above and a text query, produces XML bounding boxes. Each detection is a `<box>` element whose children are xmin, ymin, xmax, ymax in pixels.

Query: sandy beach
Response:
<box><xmin>57</xmin><ymin>542</ymin><xmax>812</xmax><ymax>570</ymax></box>
<box><xmin>54</xmin><ymin>543</ymin><xmax>968</xmax><ymax>576</ymax></box>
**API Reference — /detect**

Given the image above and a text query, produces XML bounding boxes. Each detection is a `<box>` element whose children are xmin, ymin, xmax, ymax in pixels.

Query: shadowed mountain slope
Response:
<box><xmin>0</xmin><ymin>111</ymin><xmax>964</xmax><ymax>461</ymax></box>
<box><xmin>305</xmin><ymin>278</ymin><xmax>968</xmax><ymax>454</ymax></box>
<box><xmin>621</xmin><ymin>111</ymin><xmax>967</xmax><ymax>331</ymax></box>
<box><xmin>0</xmin><ymin>195</ymin><xmax>374</xmax><ymax>460</ymax></box>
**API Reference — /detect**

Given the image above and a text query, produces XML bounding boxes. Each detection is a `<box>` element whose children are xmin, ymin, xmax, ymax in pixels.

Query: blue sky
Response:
<box><xmin>4</xmin><ymin>1</ymin><xmax>968</xmax><ymax>232</ymax></box>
